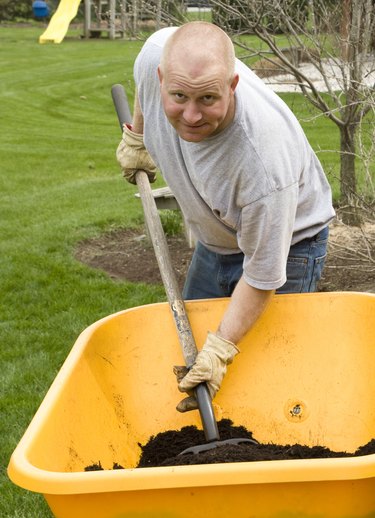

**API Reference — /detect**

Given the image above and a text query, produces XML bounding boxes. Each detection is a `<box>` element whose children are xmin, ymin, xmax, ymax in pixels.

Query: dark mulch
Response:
<box><xmin>84</xmin><ymin>419</ymin><xmax>375</xmax><ymax>471</ymax></box>
<box><xmin>74</xmin><ymin>221</ymin><xmax>375</xmax><ymax>294</ymax></box>
<box><xmin>137</xmin><ymin>419</ymin><xmax>375</xmax><ymax>467</ymax></box>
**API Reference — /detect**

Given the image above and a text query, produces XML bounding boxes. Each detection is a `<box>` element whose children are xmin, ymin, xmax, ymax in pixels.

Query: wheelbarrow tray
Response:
<box><xmin>8</xmin><ymin>292</ymin><xmax>375</xmax><ymax>517</ymax></box>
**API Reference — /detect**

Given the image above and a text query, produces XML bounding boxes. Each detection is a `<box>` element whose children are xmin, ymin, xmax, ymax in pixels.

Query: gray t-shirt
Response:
<box><xmin>134</xmin><ymin>27</ymin><xmax>335</xmax><ymax>290</ymax></box>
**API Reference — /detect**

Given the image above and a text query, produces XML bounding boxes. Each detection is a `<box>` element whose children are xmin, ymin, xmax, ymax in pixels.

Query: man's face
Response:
<box><xmin>158</xmin><ymin>62</ymin><xmax>238</xmax><ymax>143</ymax></box>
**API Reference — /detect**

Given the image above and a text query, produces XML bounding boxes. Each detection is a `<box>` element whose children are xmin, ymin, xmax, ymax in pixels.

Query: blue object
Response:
<box><xmin>32</xmin><ymin>1</ymin><xmax>50</xmax><ymax>18</ymax></box>
<box><xmin>182</xmin><ymin>227</ymin><xmax>329</xmax><ymax>299</ymax></box>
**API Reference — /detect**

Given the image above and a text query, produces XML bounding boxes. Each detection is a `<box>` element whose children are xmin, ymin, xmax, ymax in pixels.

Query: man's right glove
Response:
<box><xmin>116</xmin><ymin>125</ymin><xmax>157</xmax><ymax>184</ymax></box>
<box><xmin>174</xmin><ymin>332</ymin><xmax>240</xmax><ymax>412</ymax></box>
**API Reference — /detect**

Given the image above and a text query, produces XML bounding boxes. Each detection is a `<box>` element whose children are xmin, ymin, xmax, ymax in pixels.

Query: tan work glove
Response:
<box><xmin>174</xmin><ymin>332</ymin><xmax>239</xmax><ymax>413</ymax></box>
<box><xmin>116</xmin><ymin>125</ymin><xmax>157</xmax><ymax>184</ymax></box>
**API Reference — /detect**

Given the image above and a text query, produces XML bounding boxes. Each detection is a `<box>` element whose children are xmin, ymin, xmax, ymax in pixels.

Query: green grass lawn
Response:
<box><xmin>0</xmin><ymin>24</ymin><xmax>371</xmax><ymax>517</ymax></box>
<box><xmin>0</xmin><ymin>25</ymin><xmax>165</xmax><ymax>518</ymax></box>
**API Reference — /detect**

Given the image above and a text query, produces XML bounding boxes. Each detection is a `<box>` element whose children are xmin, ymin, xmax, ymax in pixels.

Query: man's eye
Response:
<box><xmin>202</xmin><ymin>95</ymin><xmax>215</xmax><ymax>103</ymax></box>
<box><xmin>174</xmin><ymin>93</ymin><xmax>185</xmax><ymax>101</ymax></box>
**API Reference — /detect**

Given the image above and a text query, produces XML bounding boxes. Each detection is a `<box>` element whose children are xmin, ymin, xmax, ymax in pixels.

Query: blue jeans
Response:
<box><xmin>182</xmin><ymin>227</ymin><xmax>329</xmax><ymax>299</ymax></box>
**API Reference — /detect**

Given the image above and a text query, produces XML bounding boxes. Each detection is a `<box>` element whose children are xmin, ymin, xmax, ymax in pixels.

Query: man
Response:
<box><xmin>117</xmin><ymin>22</ymin><xmax>335</xmax><ymax>413</ymax></box>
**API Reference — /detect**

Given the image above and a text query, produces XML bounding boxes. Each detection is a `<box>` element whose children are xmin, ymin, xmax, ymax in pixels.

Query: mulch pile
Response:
<box><xmin>85</xmin><ymin>419</ymin><xmax>375</xmax><ymax>471</ymax></box>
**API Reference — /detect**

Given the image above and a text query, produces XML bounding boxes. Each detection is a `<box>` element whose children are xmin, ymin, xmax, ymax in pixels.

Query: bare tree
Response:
<box><xmin>211</xmin><ymin>0</ymin><xmax>375</xmax><ymax>225</ymax></box>
<box><xmin>122</xmin><ymin>0</ymin><xmax>187</xmax><ymax>36</ymax></box>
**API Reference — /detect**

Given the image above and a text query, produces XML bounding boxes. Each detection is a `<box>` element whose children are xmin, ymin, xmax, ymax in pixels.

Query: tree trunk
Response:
<box><xmin>340</xmin><ymin>0</ymin><xmax>351</xmax><ymax>61</ymax></box>
<box><xmin>339</xmin><ymin>124</ymin><xmax>362</xmax><ymax>226</ymax></box>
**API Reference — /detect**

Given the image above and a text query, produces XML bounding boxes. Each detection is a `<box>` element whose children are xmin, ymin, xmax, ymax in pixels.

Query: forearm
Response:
<box><xmin>132</xmin><ymin>89</ymin><xmax>144</xmax><ymax>134</ymax></box>
<box><xmin>217</xmin><ymin>277</ymin><xmax>274</xmax><ymax>344</ymax></box>
<box><xmin>175</xmin><ymin>278</ymin><xmax>272</xmax><ymax>412</ymax></box>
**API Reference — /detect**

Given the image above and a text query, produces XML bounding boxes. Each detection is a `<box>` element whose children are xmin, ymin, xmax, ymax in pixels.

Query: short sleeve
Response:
<box><xmin>238</xmin><ymin>183</ymin><xmax>299</xmax><ymax>290</ymax></box>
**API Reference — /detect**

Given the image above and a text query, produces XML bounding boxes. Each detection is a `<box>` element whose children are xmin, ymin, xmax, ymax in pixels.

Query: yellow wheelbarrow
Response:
<box><xmin>8</xmin><ymin>291</ymin><xmax>375</xmax><ymax>518</ymax></box>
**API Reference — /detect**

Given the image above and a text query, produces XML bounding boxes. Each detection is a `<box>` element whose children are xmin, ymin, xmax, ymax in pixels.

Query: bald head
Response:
<box><xmin>159</xmin><ymin>22</ymin><xmax>236</xmax><ymax>83</ymax></box>
<box><xmin>157</xmin><ymin>22</ymin><xmax>239</xmax><ymax>142</ymax></box>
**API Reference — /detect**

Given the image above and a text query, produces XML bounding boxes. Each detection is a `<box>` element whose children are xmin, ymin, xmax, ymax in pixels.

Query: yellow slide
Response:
<box><xmin>39</xmin><ymin>0</ymin><xmax>82</xmax><ymax>44</ymax></box>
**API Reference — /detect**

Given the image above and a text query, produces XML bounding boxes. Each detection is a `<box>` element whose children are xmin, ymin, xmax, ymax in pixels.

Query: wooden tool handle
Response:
<box><xmin>135</xmin><ymin>170</ymin><xmax>199</xmax><ymax>367</ymax></box>
<box><xmin>135</xmin><ymin>172</ymin><xmax>219</xmax><ymax>440</ymax></box>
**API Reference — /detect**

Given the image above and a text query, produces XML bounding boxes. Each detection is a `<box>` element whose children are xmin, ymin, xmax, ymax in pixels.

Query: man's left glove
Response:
<box><xmin>174</xmin><ymin>332</ymin><xmax>240</xmax><ymax>412</ymax></box>
<box><xmin>116</xmin><ymin>125</ymin><xmax>157</xmax><ymax>184</ymax></box>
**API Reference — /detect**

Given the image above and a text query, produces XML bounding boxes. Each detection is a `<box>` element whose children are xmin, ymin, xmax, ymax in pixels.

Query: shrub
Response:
<box><xmin>0</xmin><ymin>0</ymin><xmax>33</xmax><ymax>21</ymax></box>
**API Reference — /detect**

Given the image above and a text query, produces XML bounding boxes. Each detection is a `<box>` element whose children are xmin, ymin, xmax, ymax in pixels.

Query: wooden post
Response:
<box><xmin>97</xmin><ymin>0</ymin><xmax>102</xmax><ymax>29</ymax></box>
<box><xmin>120</xmin><ymin>0</ymin><xmax>127</xmax><ymax>38</ymax></box>
<box><xmin>84</xmin><ymin>0</ymin><xmax>91</xmax><ymax>39</ymax></box>
<box><xmin>109</xmin><ymin>0</ymin><xmax>115</xmax><ymax>39</ymax></box>
<box><xmin>132</xmin><ymin>0</ymin><xmax>138</xmax><ymax>35</ymax></box>
<box><xmin>155</xmin><ymin>0</ymin><xmax>161</xmax><ymax>31</ymax></box>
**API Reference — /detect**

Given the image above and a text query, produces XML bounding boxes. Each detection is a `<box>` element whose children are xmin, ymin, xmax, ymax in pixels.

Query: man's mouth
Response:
<box><xmin>183</xmin><ymin>122</ymin><xmax>206</xmax><ymax>129</ymax></box>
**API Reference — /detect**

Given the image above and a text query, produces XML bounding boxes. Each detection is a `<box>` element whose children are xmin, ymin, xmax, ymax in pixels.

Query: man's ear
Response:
<box><xmin>231</xmin><ymin>73</ymin><xmax>239</xmax><ymax>93</ymax></box>
<box><xmin>157</xmin><ymin>65</ymin><xmax>163</xmax><ymax>84</ymax></box>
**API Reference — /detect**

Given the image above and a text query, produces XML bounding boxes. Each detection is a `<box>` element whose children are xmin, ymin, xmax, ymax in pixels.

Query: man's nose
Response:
<box><xmin>183</xmin><ymin>102</ymin><xmax>202</xmax><ymax>124</ymax></box>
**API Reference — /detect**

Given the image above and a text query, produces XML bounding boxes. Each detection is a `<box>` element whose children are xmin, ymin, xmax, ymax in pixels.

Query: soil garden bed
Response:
<box><xmin>75</xmin><ymin>216</ymin><xmax>375</xmax><ymax>294</ymax></box>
